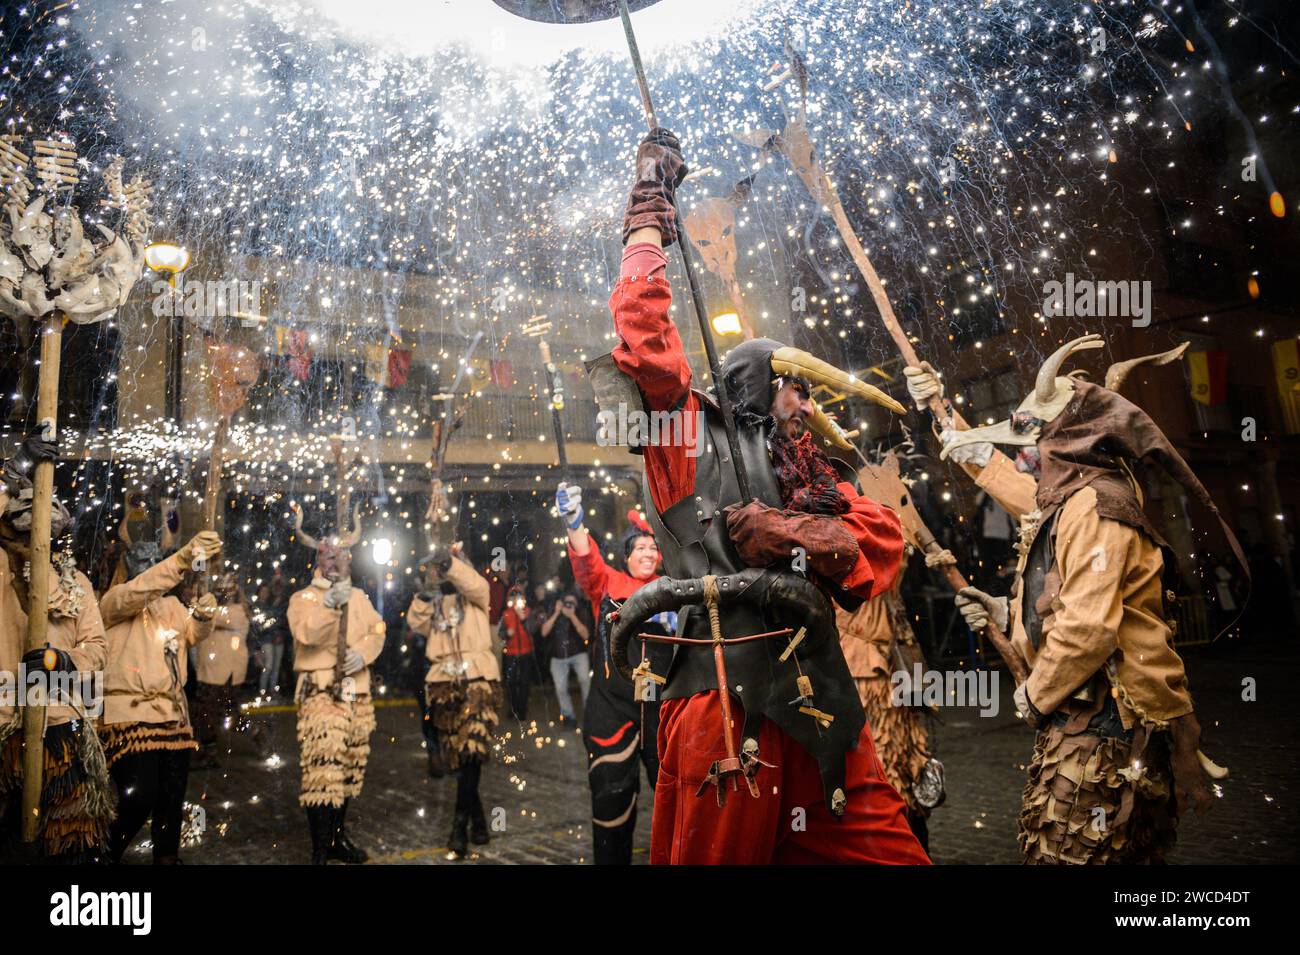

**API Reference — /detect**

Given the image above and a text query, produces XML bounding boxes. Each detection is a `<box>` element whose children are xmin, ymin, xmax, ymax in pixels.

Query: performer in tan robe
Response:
<box><xmin>0</xmin><ymin>453</ymin><xmax>111</xmax><ymax>860</ymax></box>
<box><xmin>192</xmin><ymin>573</ymin><xmax>254</xmax><ymax>767</ymax></box>
<box><xmin>907</xmin><ymin>339</ymin><xmax>1242</xmax><ymax>863</ymax></box>
<box><xmin>407</xmin><ymin>546</ymin><xmax>500</xmax><ymax>859</ymax></box>
<box><xmin>99</xmin><ymin>527</ymin><xmax>220</xmax><ymax>862</ymax></box>
<box><xmin>287</xmin><ymin>505</ymin><xmax>386</xmax><ymax>864</ymax></box>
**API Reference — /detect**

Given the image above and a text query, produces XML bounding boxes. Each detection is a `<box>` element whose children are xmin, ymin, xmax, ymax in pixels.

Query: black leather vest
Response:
<box><xmin>642</xmin><ymin>392</ymin><xmax>865</xmax><ymax>803</ymax></box>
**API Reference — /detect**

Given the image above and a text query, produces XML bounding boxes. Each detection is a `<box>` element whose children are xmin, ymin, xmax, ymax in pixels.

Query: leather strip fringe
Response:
<box><xmin>426</xmin><ymin>680</ymin><xmax>501</xmax><ymax>770</ymax></box>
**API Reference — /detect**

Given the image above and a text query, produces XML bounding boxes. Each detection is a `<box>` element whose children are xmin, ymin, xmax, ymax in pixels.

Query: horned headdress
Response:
<box><xmin>290</xmin><ymin>501</ymin><xmax>362</xmax><ymax>577</ymax></box>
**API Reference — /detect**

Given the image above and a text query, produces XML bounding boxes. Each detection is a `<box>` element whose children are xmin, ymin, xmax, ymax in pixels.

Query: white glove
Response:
<box><xmin>1013</xmin><ymin>683</ymin><xmax>1043</xmax><ymax>729</ymax></box>
<box><xmin>342</xmin><ymin>648</ymin><xmax>365</xmax><ymax>675</ymax></box>
<box><xmin>555</xmin><ymin>482</ymin><xmax>584</xmax><ymax>531</ymax></box>
<box><xmin>175</xmin><ymin>530</ymin><xmax>223</xmax><ymax>569</ymax></box>
<box><xmin>903</xmin><ymin>362</ymin><xmax>942</xmax><ymax>411</ymax></box>
<box><xmin>324</xmin><ymin>581</ymin><xmax>353</xmax><ymax>609</ymax></box>
<box><xmin>191</xmin><ymin>592</ymin><xmax>218</xmax><ymax>622</ymax></box>
<box><xmin>954</xmin><ymin>586</ymin><xmax>1009</xmax><ymax>634</ymax></box>
<box><xmin>939</xmin><ymin>429</ymin><xmax>994</xmax><ymax>468</ymax></box>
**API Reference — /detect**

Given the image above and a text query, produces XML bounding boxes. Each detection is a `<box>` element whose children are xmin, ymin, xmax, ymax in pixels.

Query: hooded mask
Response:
<box><xmin>0</xmin><ymin>462</ymin><xmax>71</xmax><ymax>541</ymax></box>
<box><xmin>941</xmin><ymin>336</ymin><xmax>1249</xmax><ymax>628</ymax></box>
<box><xmin>124</xmin><ymin>541</ymin><xmax>164</xmax><ymax>579</ymax></box>
<box><xmin>117</xmin><ymin>497</ymin><xmax>178</xmax><ymax>580</ymax></box>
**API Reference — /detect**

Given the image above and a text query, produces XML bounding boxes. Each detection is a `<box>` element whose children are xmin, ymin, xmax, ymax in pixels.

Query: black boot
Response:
<box><xmin>306</xmin><ymin>806</ymin><xmax>334</xmax><ymax>865</ymax></box>
<box><xmin>328</xmin><ymin>799</ymin><xmax>369</xmax><ymax>864</ymax></box>
<box><xmin>448</xmin><ymin>812</ymin><xmax>470</xmax><ymax>858</ymax></box>
<box><xmin>427</xmin><ymin>746</ymin><xmax>447</xmax><ymax>779</ymax></box>
<box><xmin>469</xmin><ymin>800</ymin><xmax>490</xmax><ymax>846</ymax></box>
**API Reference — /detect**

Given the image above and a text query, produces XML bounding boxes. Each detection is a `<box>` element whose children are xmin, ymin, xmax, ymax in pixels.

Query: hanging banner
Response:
<box><xmin>387</xmin><ymin>348</ymin><xmax>412</xmax><ymax>388</ymax></box>
<box><xmin>365</xmin><ymin>343</ymin><xmax>389</xmax><ymax>386</ymax></box>
<box><xmin>1187</xmin><ymin>349</ymin><xmax>1228</xmax><ymax>406</ymax></box>
<box><xmin>1273</xmin><ymin>338</ymin><xmax>1300</xmax><ymax>435</ymax></box>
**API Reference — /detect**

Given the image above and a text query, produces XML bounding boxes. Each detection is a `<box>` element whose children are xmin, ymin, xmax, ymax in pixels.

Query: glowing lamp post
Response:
<box><xmin>710</xmin><ymin>311</ymin><xmax>742</xmax><ymax>336</ymax></box>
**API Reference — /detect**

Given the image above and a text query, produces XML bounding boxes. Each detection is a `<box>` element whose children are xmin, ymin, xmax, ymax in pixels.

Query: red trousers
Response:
<box><xmin>650</xmin><ymin>692</ymin><xmax>932</xmax><ymax>865</ymax></box>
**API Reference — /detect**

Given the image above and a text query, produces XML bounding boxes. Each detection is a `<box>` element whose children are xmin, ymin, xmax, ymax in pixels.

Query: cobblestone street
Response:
<box><xmin>163</xmin><ymin>646</ymin><xmax>1298</xmax><ymax>865</ymax></box>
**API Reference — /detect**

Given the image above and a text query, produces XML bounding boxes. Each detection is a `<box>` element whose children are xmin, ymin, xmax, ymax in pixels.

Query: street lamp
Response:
<box><xmin>144</xmin><ymin>242</ymin><xmax>191</xmax><ymax>286</ymax></box>
<box><xmin>146</xmin><ymin>243</ymin><xmax>192</xmax><ymax>423</ymax></box>
<box><xmin>710</xmin><ymin>311</ymin><xmax>742</xmax><ymax>336</ymax></box>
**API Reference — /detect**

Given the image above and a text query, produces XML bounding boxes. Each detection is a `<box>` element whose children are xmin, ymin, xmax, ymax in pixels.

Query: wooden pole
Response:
<box><xmin>202</xmin><ymin>417</ymin><xmax>229</xmax><ymax>533</ymax></box>
<box><xmin>786</xmin><ymin>126</ymin><xmax>1029</xmax><ymax>682</ymax></box>
<box><xmin>536</xmin><ymin>340</ymin><xmax>570</xmax><ymax>481</ymax></box>
<box><xmin>615</xmin><ymin>0</ymin><xmax>752</xmax><ymax>503</ymax></box>
<box><xmin>784</xmin><ymin>125</ymin><xmax>972</xmax><ymax>431</ymax></box>
<box><xmin>20</xmin><ymin>312</ymin><xmax>64</xmax><ymax>843</ymax></box>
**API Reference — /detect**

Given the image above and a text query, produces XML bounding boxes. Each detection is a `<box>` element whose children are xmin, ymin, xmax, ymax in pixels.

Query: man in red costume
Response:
<box><xmin>556</xmin><ymin>485</ymin><xmax>671</xmax><ymax>864</ymax></box>
<box><xmin>600</xmin><ymin>128</ymin><xmax>929</xmax><ymax>864</ymax></box>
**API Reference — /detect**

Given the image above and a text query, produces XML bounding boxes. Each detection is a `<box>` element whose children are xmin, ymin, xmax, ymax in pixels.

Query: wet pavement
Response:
<box><xmin>156</xmin><ymin>645</ymin><xmax>1297</xmax><ymax>865</ymax></box>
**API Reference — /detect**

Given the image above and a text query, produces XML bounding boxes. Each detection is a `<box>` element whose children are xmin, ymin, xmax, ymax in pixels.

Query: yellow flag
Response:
<box><xmin>1273</xmin><ymin>339</ymin><xmax>1300</xmax><ymax>435</ymax></box>
<box><xmin>365</xmin><ymin>343</ymin><xmax>389</xmax><ymax>387</ymax></box>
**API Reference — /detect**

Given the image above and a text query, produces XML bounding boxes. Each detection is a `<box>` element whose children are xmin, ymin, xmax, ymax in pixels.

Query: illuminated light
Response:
<box><xmin>710</xmin><ymin>312</ymin><xmax>742</xmax><ymax>336</ymax></box>
<box><xmin>372</xmin><ymin>537</ymin><xmax>393</xmax><ymax>564</ymax></box>
<box><xmin>1270</xmin><ymin>192</ymin><xmax>1286</xmax><ymax>218</ymax></box>
<box><xmin>143</xmin><ymin>242</ymin><xmax>190</xmax><ymax>275</ymax></box>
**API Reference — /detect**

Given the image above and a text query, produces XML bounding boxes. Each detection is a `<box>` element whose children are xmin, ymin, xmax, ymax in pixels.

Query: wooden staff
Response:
<box><xmin>522</xmin><ymin>317</ymin><xmax>569</xmax><ymax>482</ymax></box>
<box><xmin>857</xmin><ymin>453</ymin><xmax>1028</xmax><ymax>685</ymax></box>
<box><xmin>767</xmin><ymin>114</ymin><xmax>1026</xmax><ymax>682</ymax></box>
<box><xmin>20</xmin><ymin>312</ymin><xmax>63</xmax><ymax>843</ymax></box>
<box><xmin>201</xmin><ymin>417</ymin><xmax>228</xmax><ymax>533</ymax></box>
<box><xmin>330</xmin><ymin>437</ymin><xmax>352</xmax><ymax>699</ymax></box>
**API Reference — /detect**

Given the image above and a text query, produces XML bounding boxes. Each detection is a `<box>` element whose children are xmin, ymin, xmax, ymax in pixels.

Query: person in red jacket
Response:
<box><xmin>603</xmin><ymin>128</ymin><xmax>929</xmax><ymax>865</ymax></box>
<box><xmin>497</xmin><ymin>583</ymin><xmax>541</xmax><ymax>720</ymax></box>
<box><xmin>556</xmin><ymin>487</ymin><xmax>672</xmax><ymax>865</ymax></box>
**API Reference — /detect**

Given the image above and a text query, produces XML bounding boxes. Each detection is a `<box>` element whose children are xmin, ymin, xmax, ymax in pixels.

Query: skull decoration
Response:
<box><xmin>0</xmin><ymin>136</ymin><xmax>151</xmax><ymax>326</ymax></box>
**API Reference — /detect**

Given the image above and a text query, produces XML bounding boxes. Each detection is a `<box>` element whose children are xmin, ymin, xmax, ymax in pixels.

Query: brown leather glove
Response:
<box><xmin>1168</xmin><ymin>712</ymin><xmax>1213</xmax><ymax>816</ymax></box>
<box><xmin>724</xmin><ymin>500</ymin><xmax>859</xmax><ymax>583</ymax></box>
<box><xmin>623</xmin><ymin>127</ymin><xmax>688</xmax><ymax>246</ymax></box>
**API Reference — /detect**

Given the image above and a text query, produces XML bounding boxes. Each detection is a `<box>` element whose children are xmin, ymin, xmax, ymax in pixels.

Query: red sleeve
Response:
<box><xmin>608</xmin><ymin>249</ymin><xmax>698</xmax><ymax>515</ymax></box>
<box><xmin>568</xmin><ymin>538</ymin><xmax>647</xmax><ymax>607</ymax></box>
<box><xmin>835</xmin><ymin>482</ymin><xmax>905</xmax><ymax>599</ymax></box>
<box><xmin>568</xmin><ymin>540</ymin><xmax>612</xmax><ymax>611</ymax></box>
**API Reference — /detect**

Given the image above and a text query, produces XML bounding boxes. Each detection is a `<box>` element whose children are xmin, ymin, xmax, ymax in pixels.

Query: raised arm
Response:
<box><xmin>609</xmin><ymin>129</ymin><xmax>700</xmax><ymax>515</ymax></box>
<box><xmin>99</xmin><ymin>531</ymin><xmax>222</xmax><ymax>628</ymax></box>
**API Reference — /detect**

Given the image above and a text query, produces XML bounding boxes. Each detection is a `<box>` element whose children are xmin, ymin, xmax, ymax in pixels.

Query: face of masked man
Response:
<box><xmin>770</xmin><ymin>376</ymin><xmax>814</xmax><ymax>441</ymax></box>
<box><xmin>316</xmin><ymin>540</ymin><xmax>352</xmax><ymax>583</ymax></box>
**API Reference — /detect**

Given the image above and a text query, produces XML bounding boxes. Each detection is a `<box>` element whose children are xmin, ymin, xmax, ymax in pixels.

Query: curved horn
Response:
<box><xmin>771</xmin><ymin>346</ymin><xmax>907</xmax><ymax>416</ymax></box>
<box><xmin>290</xmin><ymin>502</ymin><xmax>319</xmax><ymax>550</ymax></box>
<box><xmin>340</xmin><ymin>504</ymin><xmax>362</xmax><ymax>548</ymax></box>
<box><xmin>1104</xmin><ymin>341</ymin><xmax>1189</xmax><ymax>393</ymax></box>
<box><xmin>118</xmin><ymin>517</ymin><xmax>135</xmax><ymax>547</ymax></box>
<box><xmin>608</xmin><ymin>569</ymin><xmax>836</xmax><ymax>683</ymax></box>
<box><xmin>1035</xmin><ymin>334</ymin><xmax>1105</xmax><ymax>402</ymax></box>
<box><xmin>808</xmin><ymin>399</ymin><xmax>854</xmax><ymax>450</ymax></box>
<box><xmin>609</xmin><ymin>570</ymin><xmax>765</xmax><ymax>681</ymax></box>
